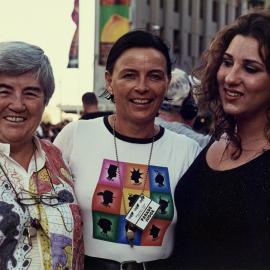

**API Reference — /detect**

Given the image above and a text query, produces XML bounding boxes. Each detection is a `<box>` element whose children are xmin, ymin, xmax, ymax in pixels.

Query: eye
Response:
<box><xmin>221</xmin><ymin>58</ymin><xmax>233</xmax><ymax>67</ymax></box>
<box><xmin>149</xmin><ymin>73</ymin><xmax>163</xmax><ymax>81</ymax></box>
<box><xmin>244</xmin><ymin>65</ymin><xmax>259</xmax><ymax>74</ymax></box>
<box><xmin>122</xmin><ymin>72</ymin><xmax>136</xmax><ymax>79</ymax></box>
<box><xmin>0</xmin><ymin>87</ymin><xmax>11</xmax><ymax>96</ymax></box>
<box><xmin>24</xmin><ymin>88</ymin><xmax>43</xmax><ymax>98</ymax></box>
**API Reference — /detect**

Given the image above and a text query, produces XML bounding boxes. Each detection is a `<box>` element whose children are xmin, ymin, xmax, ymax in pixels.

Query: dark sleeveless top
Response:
<box><xmin>172</xmin><ymin>143</ymin><xmax>270</xmax><ymax>269</ymax></box>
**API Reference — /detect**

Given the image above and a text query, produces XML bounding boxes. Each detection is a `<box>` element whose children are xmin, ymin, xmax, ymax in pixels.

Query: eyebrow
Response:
<box><xmin>120</xmin><ymin>68</ymin><xmax>165</xmax><ymax>73</ymax></box>
<box><xmin>0</xmin><ymin>84</ymin><xmax>42</xmax><ymax>91</ymax></box>
<box><xmin>0</xmin><ymin>83</ymin><xmax>12</xmax><ymax>89</ymax></box>
<box><xmin>224</xmin><ymin>52</ymin><xmax>265</xmax><ymax>68</ymax></box>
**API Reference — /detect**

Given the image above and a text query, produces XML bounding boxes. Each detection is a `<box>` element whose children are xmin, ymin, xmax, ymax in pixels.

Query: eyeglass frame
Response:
<box><xmin>17</xmin><ymin>189</ymin><xmax>61</xmax><ymax>206</ymax></box>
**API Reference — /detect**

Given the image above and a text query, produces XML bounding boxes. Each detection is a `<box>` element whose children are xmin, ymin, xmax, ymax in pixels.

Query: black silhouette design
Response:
<box><xmin>58</xmin><ymin>189</ymin><xmax>74</xmax><ymax>203</ymax></box>
<box><xmin>149</xmin><ymin>224</ymin><xmax>160</xmax><ymax>240</ymax></box>
<box><xmin>0</xmin><ymin>201</ymin><xmax>21</xmax><ymax>269</ymax></box>
<box><xmin>155</xmin><ymin>171</ymin><xmax>165</xmax><ymax>187</ymax></box>
<box><xmin>107</xmin><ymin>164</ymin><xmax>118</xmax><ymax>181</ymax></box>
<box><xmin>97</xmin><ymin>218</ymin><xmax>112</xmax><ymax>235</ymax></box>
<box><xmin>158</xmin><ymin>197</ymin><xmax>169</xmax><ymax>214</ymax></box>
<box><xmin>97</xmin><ymin>190</ymin><xmax>115</xmax><ymax>207</ymax></box>
<box><xmin>130</xmin><ymin>168</ymin><xmax>143</xmax><ymax>184</ymax></box>
<box><xmin>128</xmin><ymin>194</ymin><xmax>140</xmax><ymax>207</ymax></box>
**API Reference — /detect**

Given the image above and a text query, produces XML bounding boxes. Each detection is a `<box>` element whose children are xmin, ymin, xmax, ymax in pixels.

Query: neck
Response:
<box><xmin>10</xmin><ymin>139</ymin><xmax>35</xmax><ymax>170</ymax></box>
<box><xmin>85</xmin><ymin>105</ymin><xmax>98</xmax><ymax>113</ymax></box>
<box><xmin>109</xmin><ymin>114</ymin><xmax>158</xmax><ymax>139</ymax></box>
<box><xmin>236</xmin><ymin>117</ymin><xmax>268</xmax><ymax>147</ymax></box>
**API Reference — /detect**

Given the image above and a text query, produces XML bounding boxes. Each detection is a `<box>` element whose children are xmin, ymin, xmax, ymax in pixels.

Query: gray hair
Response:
<box><xmin>0</xmin><ymin>41</ymin><xmax>55</xmax><ymax>105</ymax></box>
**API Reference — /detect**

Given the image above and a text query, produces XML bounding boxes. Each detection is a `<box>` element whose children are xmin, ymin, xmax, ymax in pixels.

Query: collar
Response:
<box><xmin>0</xmin><ymin>136</ymin><xmax>46</xmax><ymax>173</ymax></box>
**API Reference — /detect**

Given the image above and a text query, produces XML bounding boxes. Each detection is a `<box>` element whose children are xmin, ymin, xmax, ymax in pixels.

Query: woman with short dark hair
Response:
<box><xmin>55</xmin><ymin>30</ymin><xmax>200</xmax><ymax>270</ymax></box>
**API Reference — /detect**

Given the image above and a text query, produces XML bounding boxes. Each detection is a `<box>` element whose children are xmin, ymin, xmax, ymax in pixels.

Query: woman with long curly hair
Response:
<box><xmin>172</xmin><ymin>10</ymin><xmax>270</xmax><ymax>269</ymax></box>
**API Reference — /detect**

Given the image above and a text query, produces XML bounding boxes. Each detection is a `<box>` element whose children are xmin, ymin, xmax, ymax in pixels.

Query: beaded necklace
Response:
<box><xmin>112</xmin><ymin>116</ymin><xmax>155</xmax><ymax>246</ymax></box>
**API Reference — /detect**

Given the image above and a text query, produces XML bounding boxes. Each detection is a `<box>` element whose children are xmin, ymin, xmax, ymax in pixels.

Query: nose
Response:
<box><xmin>9</xmin><ymin>93</ymin><xmax>26</xmax><ymax>112</ymax></box>
<box><xmin>224</xmin><ymin>65</ymin><xmax>241</xmax><ymax>85</ymax></box>
<box><xmin>135</xmin><ymin>77</ymin><xmax>149</xmax><ymax>92</ymax></box>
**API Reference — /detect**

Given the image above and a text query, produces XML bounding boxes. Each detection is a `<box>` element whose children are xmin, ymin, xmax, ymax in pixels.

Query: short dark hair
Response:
<box><xmin>82</xmin><ymin>92</ymin><xmax>98</xmax><ymax>106</ymax></box>
<box><xmin>106</xmin><ymin>30</ymin><xmax>172</xmax><ymax>77</ymax></box>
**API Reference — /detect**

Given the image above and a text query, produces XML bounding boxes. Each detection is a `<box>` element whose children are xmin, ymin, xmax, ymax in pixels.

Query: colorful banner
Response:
<box><xmin>68</xmin><ymin>0</ymin><xmax>79</xmax><ymax>68</ymax></box>
<box><xmin>99</xmin><ymin>0</ymin><xmax>130</xmax><ymax>65</ymax></box>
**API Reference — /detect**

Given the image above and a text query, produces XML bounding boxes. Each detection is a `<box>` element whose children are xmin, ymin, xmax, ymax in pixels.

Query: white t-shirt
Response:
<box><xmin>54</xmin><ymin>117</ymin><xmax>201</xmax><ymax>263</ymax></box>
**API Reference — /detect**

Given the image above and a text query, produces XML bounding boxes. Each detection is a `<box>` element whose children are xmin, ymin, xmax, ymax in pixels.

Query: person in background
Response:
<box><xmin>0</xmin><ymin>41</ymin><xmax>84</xmax><ymax>269</ymax></box>
<box><xmin>80</xmin><ymin>91</ymin><xmax>112</xmax><ymax>120</ymax></box>
<box><xmin>172</xmin><ymin>10</ymin><xmax>270</xmax><ymax>269</ymax></box>
<box><xmin>155</xmin><ymin>68</ymin><xmax>211</xmax><ymax>148</ymax></box>
<box><xmin>54</xmin><ymin>30</ymin><xmax>201</xmax><ymax>270</ymax></box>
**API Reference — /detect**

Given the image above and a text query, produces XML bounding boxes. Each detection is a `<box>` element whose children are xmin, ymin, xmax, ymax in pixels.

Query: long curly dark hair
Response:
<box><xmin>193</xmin><ymin>10</ymin><xmax>270</xmax><ymax>158</ymax></box>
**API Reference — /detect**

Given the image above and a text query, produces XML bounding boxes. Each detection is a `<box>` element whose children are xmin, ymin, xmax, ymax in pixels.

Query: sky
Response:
<box><xmin>0</xmin><ymin>0</ymin><xmax>95</xmax><ymax>122</ymax></box>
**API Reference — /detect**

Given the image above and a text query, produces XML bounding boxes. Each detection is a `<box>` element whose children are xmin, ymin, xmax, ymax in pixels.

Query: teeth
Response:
<box><xmin>132</xmin><ymin>99</ymin><xmax>150</xmax><ymax>104</ymax></box>
<box><xmin>226</xmin><ymin>90</ymin><xmax>242</xmax><ymax>97</ymax></box>
<box><xmin>5</xmin><ymin>116</ymin><xmax>24</xmax><ymax>122</ymax></box>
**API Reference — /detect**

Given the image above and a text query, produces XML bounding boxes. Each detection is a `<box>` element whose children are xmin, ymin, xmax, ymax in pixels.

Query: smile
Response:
<box><xmin>225</xmin><ymin>89</ymin><xmax>243</xmax><ymax>97</ymax></box>
<box><xmin>5</xmin><ymin>116</ymin><xmax>25</xmax><ymax>122</ymax></box>
<box><xmin>131</xmin><ymin>99</ymin><xmax>152</xmax><ymax>104</ymax></box>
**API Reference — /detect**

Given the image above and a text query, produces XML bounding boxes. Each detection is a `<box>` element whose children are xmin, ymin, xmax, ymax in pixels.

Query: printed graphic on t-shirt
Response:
<box><xmin>92</xmin><ymin>159</ymin><xmax>173</xmax><ymax>246</ymax></box>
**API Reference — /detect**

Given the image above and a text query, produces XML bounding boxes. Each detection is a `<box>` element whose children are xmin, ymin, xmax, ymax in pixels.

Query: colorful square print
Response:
<box><xmin>151</xmin><ymin>192</ymin><xmax>174</xmax><ymax>220</ymax></box>
<box><xmin>98</xmin><ymin>159</ymin><xmax>123</xmax><ymax>188</ymax></box>
<box><xmin>117</xmin><ymin>215</ymin><xmax>142</xmax><ymax>245</ymax></box>
<box><xmin>140</xmin><ymin>219</ymin><xmax>170</xmax><ymax>246</ymax></box>
<box><xmin>92</xmin><ymin>184</ymin><xmax>122</xmax><ymax>214</ymax></box>
<box><xmin>123</xmin><ymin>162</ymin><xmax>149</xmax><ymax>189</ymax></box>
<box><xmin>149</xmin><ymin>165</ymin><xmax>170</xmax><ymax>192</ymax></box>
<box><xmin>92</xmin><ymin>211</ymin><xmax>119</xmax><ymax>242</ymax></box>
<box><xmin>120</xmin><ymin>188</ymin><xmax>150</xmax><ymax>215</ymax></box>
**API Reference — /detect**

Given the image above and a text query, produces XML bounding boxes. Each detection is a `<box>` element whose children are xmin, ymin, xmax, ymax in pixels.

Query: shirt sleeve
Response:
<box><xmin>53</xmin><ymin>121</ymin><xmax>78</xmax><ymax>166</ymax></box>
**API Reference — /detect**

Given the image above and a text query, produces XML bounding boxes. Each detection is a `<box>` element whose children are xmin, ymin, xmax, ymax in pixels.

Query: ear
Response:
<box><xmin>105</xmin><ymin>70</ymin><xmax>113</xmax><ymax>94</ymax></box>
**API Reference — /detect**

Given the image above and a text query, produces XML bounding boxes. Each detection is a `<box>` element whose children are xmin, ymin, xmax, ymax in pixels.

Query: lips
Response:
<box><xmin>5</xmin><ymin>116</ymin><xmax>25</xmax><ymax>122</ymax></box>
<box><xmin>224</xmin><ymin>88</ymin><xmax>244</xmax><ymax>97</ymax></box>
<box><xmin>130</xmin><ymin>98</ymin><xmax>152</xmax><ymax>104</ymax></box>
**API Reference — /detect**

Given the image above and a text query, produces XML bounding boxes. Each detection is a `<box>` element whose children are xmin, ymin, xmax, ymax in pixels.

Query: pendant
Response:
<box><xmin>126</xmin><ymin>229</ymin><xmax>135</xmax><ymax>241</ymax></box>
<box><xmin>126</xmin><ymin>223</ymin><xmax>135</xmax><ymax>247</ymax></box>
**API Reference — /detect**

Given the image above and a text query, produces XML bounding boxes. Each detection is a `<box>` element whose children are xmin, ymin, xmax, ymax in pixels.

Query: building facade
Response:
<box><xmin>94</xmin><ymin>0</ymin><xmax>268</xmax><ymax>107</ymax></box>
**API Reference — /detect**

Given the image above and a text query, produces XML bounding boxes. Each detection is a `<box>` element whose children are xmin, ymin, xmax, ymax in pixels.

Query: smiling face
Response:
<box><xmin>0</xmin><ymin>72</ymin><xmax>45</xmax><ymax>149</ymax></box>
<box><xmin>105</xmin><ymin>47</ymin><xmax>170</xmax><ymax>129</ymax></box>
<box><xmin>217</xmin><ymin>35</ymin><xmax>270</xmax><ymax>122</ymax></box>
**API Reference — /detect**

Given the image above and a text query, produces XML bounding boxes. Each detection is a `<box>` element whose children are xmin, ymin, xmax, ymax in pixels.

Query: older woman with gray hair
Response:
<box><xmin>0</xmin><ymin>41</ymin><xmax>83</xmax><ymax>269</ymax></box>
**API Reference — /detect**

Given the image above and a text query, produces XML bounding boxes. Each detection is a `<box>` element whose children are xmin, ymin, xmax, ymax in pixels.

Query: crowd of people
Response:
<box><xmin>1</xmin><ymin>9</ymin><xmax>270</xmax><ymax>270</ymax></box>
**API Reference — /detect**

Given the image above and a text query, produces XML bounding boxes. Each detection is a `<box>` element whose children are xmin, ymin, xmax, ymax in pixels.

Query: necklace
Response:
<box><xmin>112</xmin><ymin>116</ymin><xmax>155</xmax><ymax>246</ymax></box>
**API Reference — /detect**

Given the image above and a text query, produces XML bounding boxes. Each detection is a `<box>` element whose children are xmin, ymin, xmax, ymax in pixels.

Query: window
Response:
<box><xmin>200</xmin><ymin>0</ymin><xmax>204</xmax><ymax>19</ymax></box>
<box><xmin>212</xmin><ymin>0</ymin><xmax>217</xmax><ymax>22</ymax></box>
<box><xmin>188</xmin><ymin>0</ymin><xmax>192</xmax><ymax>16</ymax></box>
<box><xmin>173</xmin><ymin>30</ymin><xmax>180</xmax><ymax>53</ymax></box>
<box><xmin>199</xmin><ymin>35</ymin><xmax>204</xmax><ymax>55</ymax></box>
<box><xmin>188</xmin><ymin>33</ymin><xmax>192</xmax><ymax>57</ymax></box>
<box><xmin>174</xmin><ymin>0</ymin><xmax>179</xmax><ymax>12</ymax></box>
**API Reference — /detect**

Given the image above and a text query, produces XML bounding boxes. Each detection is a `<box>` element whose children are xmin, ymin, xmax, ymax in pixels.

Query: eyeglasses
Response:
<box><xmin>17</xmin><ymin>189</ymin><xmax>60</xmax><ymax>206</ymax></box>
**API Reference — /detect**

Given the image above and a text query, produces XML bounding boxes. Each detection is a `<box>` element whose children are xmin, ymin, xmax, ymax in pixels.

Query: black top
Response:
<box><xmin>172</xmin><ymin>143</ymin><xmax>270</xmax><ymax>270</ymax></box>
